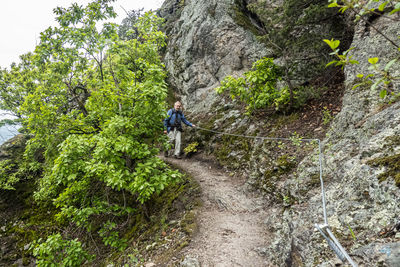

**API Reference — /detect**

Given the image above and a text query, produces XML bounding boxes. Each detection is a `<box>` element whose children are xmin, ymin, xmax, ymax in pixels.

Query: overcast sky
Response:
<box><xmin>0</xmin><ymin>0</ymin><xmax>164</xmax><ymax>69</ymax></box>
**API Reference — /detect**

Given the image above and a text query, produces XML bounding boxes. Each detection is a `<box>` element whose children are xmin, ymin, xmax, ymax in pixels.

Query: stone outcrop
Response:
<box><xmin>0</xmin><ymin>134</ymin><xmax>27</xmax><ymax>163</ymax></box>
<box><xmin>263</xmin><ymin>13</ymin><xmax>400</xmax><ymax>266</ymax></box>
<box><xmin>159</xmin><ymin>0</ymin><xmax>400</xmax><ymax>265</ymax></box>
<box><xmin>159</xmin><ymin>0</ymin><xmax>268</xmax><ymax>113</ymax></box>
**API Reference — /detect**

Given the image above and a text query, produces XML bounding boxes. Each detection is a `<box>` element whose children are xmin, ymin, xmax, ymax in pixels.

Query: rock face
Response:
<box><xmin>263</xmin><ymin>14</ymin><xmax>400</xmax><ymax>266</ymax></box>
<box><xmin>160</xmin><ymin>0</ymin><xmax>400</xmax><ymax>265</ymax></box>
<box><xmin>159</xmin><ymin>0</ymin><xmax>268</xmax><ymax>113</ymax></box>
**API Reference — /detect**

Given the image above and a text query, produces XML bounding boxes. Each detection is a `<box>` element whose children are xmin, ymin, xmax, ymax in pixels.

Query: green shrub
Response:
<box><xmin>33</xmin><ymin>234</ymin><xmax>94</xmax><ymax>267</ymax></box>
<box><xmin>216</xmin><ymin>58</ymin><xmax>282</xmax><ymax>114</ymax></box>
<box><xmin>184</xmin><ymin>142</ymin><xmax>199</xmax><ymax>154</ymax></box>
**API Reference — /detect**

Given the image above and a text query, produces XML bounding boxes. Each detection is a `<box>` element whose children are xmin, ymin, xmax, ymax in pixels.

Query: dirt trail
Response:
<box><xmin>164</xmin><ymin>155</ymin><xmax>271</xmax><ymax>267</ymax></box>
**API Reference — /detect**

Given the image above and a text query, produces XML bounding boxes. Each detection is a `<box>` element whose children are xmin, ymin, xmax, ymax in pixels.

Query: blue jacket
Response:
<box><xmin>164</xmin><ymin>108</ymin><xmax>193</xmax><ymax>133</ymax></box>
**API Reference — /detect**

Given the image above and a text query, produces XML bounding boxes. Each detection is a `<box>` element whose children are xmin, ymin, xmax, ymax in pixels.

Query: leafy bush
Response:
<box><xmin>184</xmin><ymin>142</ymin><xmax>199</xmax><ymax>154</ymax></box>
<box><xmin>216</xmin><ymin>58</ymin><xmax>283</xmax><ymax>114</ymax></box>
<box><xmin>216</xmin><ymin>58</ymin><xmax>325</xmax><ymax>113</ymax></box>
<box><xmin>0</xmin><ymin>1</ymin><xmax>182</xmax><ymax>260</ymax></box>
<box><xmin>0</xmin><ymin>160</ymin><xmax>18</xmax><ymax>190</ymax></box>
<box><xmin>98</xmin><ymin>221</ymin><xmax>128</xmax><ymax>251</ymax></box>
<box><xmin>33</xmin><ymin>234</ymin><xmax>94</xmax><ymax>267</ymax></box>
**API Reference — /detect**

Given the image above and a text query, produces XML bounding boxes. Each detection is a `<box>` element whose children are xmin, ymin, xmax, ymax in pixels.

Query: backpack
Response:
<box><xmin>166</xmin><ymin>109</ymin><xmax>183</xmax><ymax>130</ymax></box>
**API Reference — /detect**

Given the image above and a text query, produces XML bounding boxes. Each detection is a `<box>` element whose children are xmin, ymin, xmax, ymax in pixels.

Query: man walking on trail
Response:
<box><xmin>164</xmin><ymin>101</ymin><xmax>196</xmax><ymax>159</ymax></box>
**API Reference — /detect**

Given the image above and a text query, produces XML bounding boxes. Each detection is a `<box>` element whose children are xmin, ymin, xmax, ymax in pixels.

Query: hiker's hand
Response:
<box><xmin>164</xmin><ymin>130</ymin><xmax>167</xmax><ymax>134</ymax></box>
<box><xmin>192</xmin><ymin>124</ymin><xmax>196</xmax><ymax>128</ymax></box>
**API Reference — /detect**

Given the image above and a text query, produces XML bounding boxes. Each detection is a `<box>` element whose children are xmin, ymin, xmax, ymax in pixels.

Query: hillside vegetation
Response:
<box><xmin>0</xmin><ymin>1</ymin><xmax>200</xmax><ymax>265</ymax></box>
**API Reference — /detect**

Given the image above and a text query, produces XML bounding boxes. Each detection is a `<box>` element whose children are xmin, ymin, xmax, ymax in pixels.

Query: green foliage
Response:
<box><xmin>232</xmin><ymin>0</ymin><xmax>350</xmax><ymax>112</ymax></box>
<box><xmin>0</xmin><ymin>159</ymin><xmax>36</xmax><ymax>191</ymax></box>
<box><xmin>0</xmin><ymin>53</ymin><xmax>38</xmax><ymax>119</ymax></box>
<box><xmin>363</xmin><ymin>57</ymin><xmax>399</xmax><ymax>99</ymax></box>
<box><xmin>352</xmin><ymin>58</ymin><xmax>400</xmax><ymax>102</ymax></box>
<box><xmin>216</xmin><ymin>57</ymin><xmax>324</xmax><ymax>113</ymax></box>
<box><xmin>20</xmin><ymin>3</ymin><xmax>178</xmax><ymax>208</ymax></box>
<box><xmin>289</xmin><ymin>132</ymin><xmax>303</xmax><ymax>147</ymax></box>
<box><xmin>118</xmin><ymin>8</ymin><xmax>144</xmax><ymax>40</ymax></box>
<box><xmin>0</xmin><ymin>159</ymin><xmax>18</xmax><ymax>190</ymax></box>
<box><xmin>323</xmin><ymin>39</ymin><xmax>359</xmax><ymax>69</ymax></box>
<box><xmin>328</xmin><ymin>0</ymin><xmax>400</xmax><ymax>18</ymax></box>
<box><xmin>184</xmin><ymin>142</ymin><xmax>199</xmax><ymax>154</ymax></box>
<box><xmin>0</xmin><ymin>135</ymin><xmax>38</xmax><ymax>190</ymax></box>
<box><xmin>368</xmin><ymin>153</ymin><xmax>400</xmax><ymax>187</ymax></box>
<box><xmin>216</xmin><ymin>58</ymin><xmax>283</xmax><ymax>114</ymax></box>
<box><xmin>347</xmin><ymin>223</ymin><xmax>357</xmax><ymax>241</ymax></box>
<box><xmin>247</xmin><ymin>0</ymin><xmax>349</xmax><ymax>88</ymax></box>
<box><xmin>326</xmin><ymin>0</ymin><xmax>400</xmax><ymax>101</ymax></box>
<box><xmin>33</xmin><ymin>234</ymin><xmax>94</xmax><ymax>267</ymax></box>
<box><xmin>0</xmin><ymin>118</ymin><xmax>18</xmax><ymax>128</ymax></box>
<box><xmin>0</xmin><ymin>0</ymin><xmax>182</xmax><ymax>260</ymax></box>
<box><xmin>98</xmin><ymin>221</ymin><xmax>128</xmax><ymax>251</ymax></box>
<box><xmin>322</xmin><ymin>107</ymin><xmax>334</xmax><ymax>125</ymax></box>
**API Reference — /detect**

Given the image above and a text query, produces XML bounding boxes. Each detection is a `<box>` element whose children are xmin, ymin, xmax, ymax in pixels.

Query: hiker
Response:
<box><xmin>164</xmin><ymin>101</ymin><xmax>196</xmax><ymax>159</ymax></box>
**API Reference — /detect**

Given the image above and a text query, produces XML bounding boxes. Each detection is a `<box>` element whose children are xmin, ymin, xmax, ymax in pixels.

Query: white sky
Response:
<box><xmin>0</xmin><ymin>0</ymin><xmax>164</xmax><ymax>68</ymax></box>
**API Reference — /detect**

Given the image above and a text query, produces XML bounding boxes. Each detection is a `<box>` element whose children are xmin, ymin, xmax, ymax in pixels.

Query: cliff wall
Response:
<box><xmin>159</xmin><ymin>0</ymin><xmax>268</xmax><ymax>112</ymax></box>
<box><xmin>265</xmin><ymin>13</ymin><xmax>400</xmax><ymax>265</ymax></box>
<box><xmin>160</xmin><ymin>0</ymin><xmax>400</xmax><ymax>265</ymax></box>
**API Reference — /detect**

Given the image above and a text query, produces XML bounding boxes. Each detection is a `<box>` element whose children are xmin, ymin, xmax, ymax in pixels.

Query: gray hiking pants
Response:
<box><xmin>168</xmin><ymin>128</ymin><xmax>181</xmax><ymax>156</ymax></box>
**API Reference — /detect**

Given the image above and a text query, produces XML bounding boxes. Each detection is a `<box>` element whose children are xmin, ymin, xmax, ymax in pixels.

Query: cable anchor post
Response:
<box><xmin>315</xmin><ymin>223</ymin><xmax>357</xmax><ymax>266</ymax></box>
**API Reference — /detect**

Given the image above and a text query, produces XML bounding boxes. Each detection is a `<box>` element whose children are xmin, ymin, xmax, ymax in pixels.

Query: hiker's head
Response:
<box><xmin>174</xmin><ymin>101</ymin><xmax>182</xmax><ymax>111</ymax></box>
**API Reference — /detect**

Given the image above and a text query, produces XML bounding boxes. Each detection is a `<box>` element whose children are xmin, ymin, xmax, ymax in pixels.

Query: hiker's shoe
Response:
<box><xmin>164</xmin><ymin>151</ymin><xmax>169</xmax><ymax>157</ymax></box>
<box><xmin>174</xmin><ymin>155</ymin><xmax>182</xmax><ymax>159</ymax></box>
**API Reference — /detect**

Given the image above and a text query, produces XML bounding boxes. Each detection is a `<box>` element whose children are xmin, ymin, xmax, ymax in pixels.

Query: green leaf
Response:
<box><xmin>384</xmin><ymin>59</ymin><xmax>397</xmax><ymax>71</ymax></box>
<box><xmin>326</xmin><ymin>60</ymin><xmax>338</xmax><ymax>67</ymax></box>
<box><xmin>347</xmin><ymin>223</ymin><xmax>357</xmax><ymax>240</ymax></box>
<box><xmin>380</xmin><ymin>89</ymin><xmax>387</xmax><ymax>99</ymax></box>
<box><xmin>323</xmin><ymin>39</ymin><xmax>340</xmax><ymax>50</ymax></box>
<box><xmin>371</xmin><ymin>79</ymin><xmax>381</xmax><ymax>91</ymax></box>
<box><xmin>368</xmin><ymin>57</ymin><xmax>379</xmax><ymax>65</ymax></box>
<box><xmin>378</xmin><ymin>2</ymin><xmax>388</xmax><ymax>11</ymax></box>
<box><xmin>390</xmin><ymin>7</ymin><xmax>400</xmax><ymax>15</ymax></box>
<box><xmin>356</xmin><ymin>74</ymin><xmax>364</xmax><ymax>79</ymax></box>
<box><xmin>349</xmin><ymin>60</ymin><xmax>359</xmax><ymax>65</ymax></box>
<box><xmin>333</xmin><ymin>40</ymin><xmax>340</xmax><ymax>49</ymax></box>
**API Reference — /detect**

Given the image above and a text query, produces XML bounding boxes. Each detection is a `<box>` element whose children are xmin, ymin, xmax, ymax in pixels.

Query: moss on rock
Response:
<box><xmin>367</xmin><ymin>135</ymin><xmax>400</xmax><ymax>187</ymax></box>
<box><xmin>368</xmin><ymin>153</ymin><xmax>400</xmax><ymax>187</ymax></box>
<box><xmin>233</xmin><ymin>0</ymin><xmax>264</xmax><ymax>37</ymax></box>
<box><xmin>181</xmin><ymin>210</ymin><xmax>197</xmax><ymax>235</ymax></box>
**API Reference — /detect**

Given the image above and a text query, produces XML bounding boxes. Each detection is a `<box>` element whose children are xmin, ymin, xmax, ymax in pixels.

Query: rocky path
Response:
<box><xmin>164</xmin><ymin>155</ymin><xmax>271</xmax><ymax>267</ymax></box>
